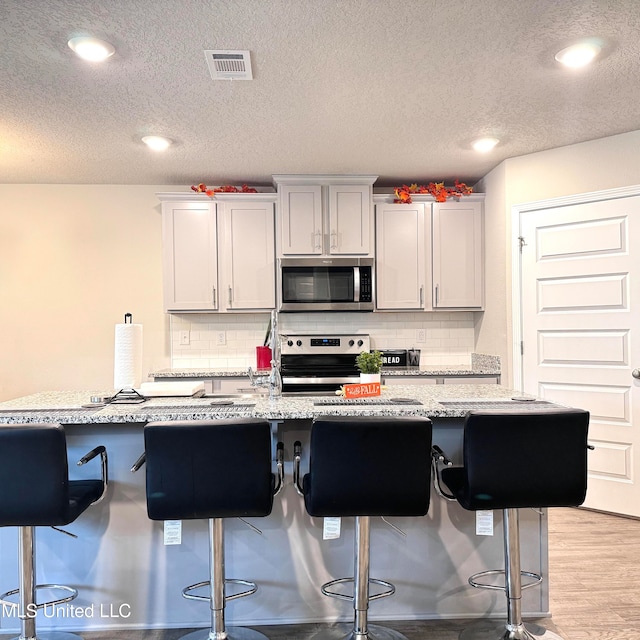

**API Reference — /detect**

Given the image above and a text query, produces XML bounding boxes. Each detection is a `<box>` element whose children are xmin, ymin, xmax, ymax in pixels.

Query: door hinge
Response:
<box><xmin>518</xmin><ymin>236</ymin><xmax>527</xmax><ymax>252</ymax></box>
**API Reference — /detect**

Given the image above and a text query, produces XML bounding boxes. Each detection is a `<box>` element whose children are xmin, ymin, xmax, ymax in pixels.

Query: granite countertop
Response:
<box><xmin>149</xmin><ymin>354</ymin><xmax>501</xmax><ymax>380</ymax></box>
<box><xmin>0</xmin><ymin>383</ymin><xmax>535</xmax><ymax>425</ymax></box>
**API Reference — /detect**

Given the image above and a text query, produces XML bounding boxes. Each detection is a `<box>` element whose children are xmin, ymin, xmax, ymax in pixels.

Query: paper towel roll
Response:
<box><xmin>114</xmin><ymin>321</ymin><xmax>143</xmax><ymax>390</ymax></box>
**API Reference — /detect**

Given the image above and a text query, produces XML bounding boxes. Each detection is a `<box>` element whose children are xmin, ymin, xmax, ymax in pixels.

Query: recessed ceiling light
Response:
<box><xmin>472</xmin><ymin>137</ymin><xmax>499</xmax><ymax>153</ymax></box>
<box><xmin>141</xmin><ymin>135</ymin><xmax>173</xmax><ymax>151</ymax></box>
<box><xmin>68</xmin><ymin>36</ymin><xmax>115</xmax><ymax>62</ymax></box>
<box><xmin>555</xmin><ymin>41</ymin><xmax>602</xmax><ymax>68</ymax></box>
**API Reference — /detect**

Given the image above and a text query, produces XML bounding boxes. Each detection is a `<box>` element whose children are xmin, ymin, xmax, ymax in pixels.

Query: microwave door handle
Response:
<box><xmin>354</xmin><ymin>267</ymin><xmax>361</xmax><ymax>302</ymax></box>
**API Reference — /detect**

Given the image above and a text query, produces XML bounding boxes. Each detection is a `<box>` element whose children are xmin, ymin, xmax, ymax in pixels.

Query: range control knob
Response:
<box><xmin>287</xmin><ymin>340</ymin><xmax>293</xmax><ymax>347</ymax></box>
<box><xmin>357</xmin><ymin>339</ymin><xmax>364</xmax><ymax>347</ymax></box>
<box><xmin>348</xmin><ymin>339</ymin><xmax>354</xmax><ymax>347</ymax></box>
<box><xmin>296</xmin><ymin>340</ymin><xmax>303</xmax><ymax>347</ymax></box>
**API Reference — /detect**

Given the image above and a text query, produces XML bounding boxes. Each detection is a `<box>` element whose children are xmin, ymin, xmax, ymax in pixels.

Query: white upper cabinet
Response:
<box><xmin>432</xmin><ymin>199</ymin><xmax>484</xmax><ymax>309</ymax></box>
<box><xmin>279</xmin><ymin>185</ymin><xmax>323</xmax><ymax>254</ymax></box>
<box><xmin>374</xmin><ymin>194</ymin><xmax>484</xmax><ymax>311</ymax></box>
<box><xmin>375</xmin><ymin>202</ymin><xmax>429</xmax><ymax>310</ymax></box>
<box><xmin>274</xmin><ymin>175</ymin><xmax>377</xmax><ymax>257</ymax></box>
<box><xmin>218</xmin><ymin>198</ymin><xmax>275</xmax><ymax>311</ymax></box>
<box><xmin>328</xmin><ymin>184</ymin><xmax>371</xmax><ymax>254</ymax></box>
<box><xmin>159</xmin><ymin>193</ymin><xmax>276</xmax><ymax>313</ymax></box>
<box><xmin>161</xmin><ymin>198</ymin><xmax>218</xmax><ymax>312</ymax></box>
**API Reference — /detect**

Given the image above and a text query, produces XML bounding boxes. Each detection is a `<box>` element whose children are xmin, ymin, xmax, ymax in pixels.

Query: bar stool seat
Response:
<box><xmin>0</xmin><ymin>423</ymin><xmax>108</xmax><ymax>640</ymax></box>
<box><xmin>138</xmin><ymin>418</ymin><xmax>283</xmax><ymax>640</ymax></box>
<box><xmin>294</xmin><ymin>415</ymin><xmax>433</xmax><ymax>640</ymax></box>
<box><xmin>440</xmin><ymin>408</ymin><xmax>590</xmax><ymax>640</ymax></box>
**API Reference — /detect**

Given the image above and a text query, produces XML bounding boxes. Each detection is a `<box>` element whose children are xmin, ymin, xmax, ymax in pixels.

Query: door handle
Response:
<box><xmin>633</xmin><ymin>368</ymin><xmax>640</xmax><ymax>379</ymax></box>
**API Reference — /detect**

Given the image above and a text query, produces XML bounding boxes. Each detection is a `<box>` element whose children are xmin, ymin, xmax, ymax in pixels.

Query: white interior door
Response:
<box><xmin>519</xmin><ymin>193</ymin><xmax>640</xmax><ymax>516</ymax></box>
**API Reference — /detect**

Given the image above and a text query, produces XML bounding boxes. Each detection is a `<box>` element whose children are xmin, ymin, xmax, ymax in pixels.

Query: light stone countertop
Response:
<box><xmin>149</xmin><ymin>354</ymin><xmax>501</xmax><ymax>380</ymax></box>
<box><xmin>0</xmin><ymin>383</ymin><xmax>534</xmax><ymax>425</ymax></box>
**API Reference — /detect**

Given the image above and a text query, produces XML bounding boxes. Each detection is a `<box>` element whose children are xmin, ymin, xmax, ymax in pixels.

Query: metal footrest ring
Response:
<box><xmin>182</xmin><ymin>578</ymin><xmax>258</xmax><ymax>603</ymax></box>
<box><xmin>468</xmin><ymin>569</ymin><xmax>542</xmax><ymax>591</ymax></box>
<box><xmin>0</xmin><ymin>583</ymin><xmax>78</xmax><ymax>610</ymax></box>
<box><xmin>321</xmin><ymin>576</ymin><xmax>395</xmax><ymax>602</ymax></box>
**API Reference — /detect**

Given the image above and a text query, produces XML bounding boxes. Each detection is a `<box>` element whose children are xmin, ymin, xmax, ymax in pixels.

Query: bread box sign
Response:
<box><xmin>380</xmin><ymin>349</ymin><xmax>407</xmax><ymax>368</ymax></box>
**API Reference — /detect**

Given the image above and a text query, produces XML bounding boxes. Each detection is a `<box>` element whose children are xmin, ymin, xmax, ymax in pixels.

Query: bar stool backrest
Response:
<box><xmin>461</xmin><ymin>408</ymin><xmax>590</xmax><ymax>510</ymax></box>
<box><xmin>0</xmin><ymin>423</ymin><xmax>70</xmax><ymax>527</ymax></box>
<box><xmin>303</xmin><ymin>416</ymin><xmax>432</xmax><ymax>517</ymax></box>
<box><xmin>144</xmin><ymin>418</ymin><xmax>274</xmax><ymax>521</ymax></box>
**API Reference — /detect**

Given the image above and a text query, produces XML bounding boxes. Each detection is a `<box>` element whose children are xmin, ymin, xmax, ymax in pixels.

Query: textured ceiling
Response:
<box><xmin>2</xmin><ymin>0</ymin><xmax>640</xmax><ymax>187</ymax></box>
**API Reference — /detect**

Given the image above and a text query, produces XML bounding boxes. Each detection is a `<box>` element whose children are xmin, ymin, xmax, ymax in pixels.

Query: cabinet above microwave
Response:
<box><xmin>273</xmin><ymin>174</ymin><xmax>378</xmax><ymax>258</ymax></box>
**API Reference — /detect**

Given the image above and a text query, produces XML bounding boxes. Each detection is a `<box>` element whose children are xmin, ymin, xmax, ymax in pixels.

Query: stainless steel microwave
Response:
<box><xmin>278</xmin><ymin>257</ymin><xmax>374</xmax><ymax>312</ymax></box>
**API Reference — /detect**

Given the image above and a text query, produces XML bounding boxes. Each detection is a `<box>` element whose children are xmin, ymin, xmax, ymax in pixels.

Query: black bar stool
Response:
<box><xmin>133</xmin><ymin>418</ymin><xmax>284</xmax><ymax>640</ymax></box>
<box><xmin>438</xmin><ymin>409</ymin><xmax>590</xmax><ymax>640</ymax></box>
<box><xmin>0</xmin><ymin>423</ymin><xmax>108</xmax><ymax>640</ymax></box>
<box><xmin>294</xmin><ymin>415</ymin><xmax>433</xmax><ymax>640</ymax></box>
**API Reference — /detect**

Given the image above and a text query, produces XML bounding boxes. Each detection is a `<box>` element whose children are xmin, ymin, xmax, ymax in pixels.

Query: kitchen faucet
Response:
<box><xmin>248</xmin><ymin>309</ymin><xmax>282</xmax><ymax>400</ymax></box>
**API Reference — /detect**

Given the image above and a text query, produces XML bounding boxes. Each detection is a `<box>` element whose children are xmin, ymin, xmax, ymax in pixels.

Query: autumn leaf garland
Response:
<box><xmin>394</xmin><ymin>180</ymin><xmax>473</xmax><ymax>204</ymax></box>
<box><xmin>191</xmin><ymin>183</ymin><xmax>258</xmax><ymax>197</ymax></box>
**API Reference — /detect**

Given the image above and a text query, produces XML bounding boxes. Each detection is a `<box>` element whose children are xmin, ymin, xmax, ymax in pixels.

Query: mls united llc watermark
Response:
<box><xmin>2</xmin><ymin>602</ymin><xmax>131</xmax><ymax>619</ymax></box>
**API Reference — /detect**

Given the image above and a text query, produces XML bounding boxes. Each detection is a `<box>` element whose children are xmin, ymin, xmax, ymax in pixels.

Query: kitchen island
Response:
<box><xmin>0</xmin><ymin>385</ymin><xmax>553</xmax><ymax>635</ymax></box>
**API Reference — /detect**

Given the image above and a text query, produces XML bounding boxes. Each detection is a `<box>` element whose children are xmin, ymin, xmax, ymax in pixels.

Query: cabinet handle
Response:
<box><xmin>212</xmin><ymin>287</ymin><xmax>217</xmax><ymax>307</ymax></box>
<box><xmin>330</xmin><ymin>230</ymin><xmax>337</xmax><ymax>250</ymax></box>
<box><xmin>314</xmin><ymin>229</ymin><xmax>322</xmax><ymax>250</ymax></box>
<box><xmin>435</xmin><ymin>285</ymin><xmax>439</xmax><ymax>306</ymax></box>
<box><xmin>419</xmin><ymin>285</ymin><xmax>424</xmax><ymax>307</ymax></box>
<box><xmin>228</xmin><ymin>286</ymin><xmax>233</xmax><ymax>307</ymax></box>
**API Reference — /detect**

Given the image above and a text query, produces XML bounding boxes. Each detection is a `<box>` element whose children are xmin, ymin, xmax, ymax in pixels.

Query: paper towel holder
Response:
<box><xmin>111</xmin><ymin>388</ymin><xmax>146</xmax><ymax>404</ymax></box>
<box><xmin>114</xmin><ymin>312</ymin><xmax>143</xmax><ymax>399</ymax></box>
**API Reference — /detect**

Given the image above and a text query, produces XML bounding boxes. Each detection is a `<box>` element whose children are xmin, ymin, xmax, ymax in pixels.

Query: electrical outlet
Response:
<box><xmin>416</xmin><ymin>329</ymin><xmax>426</xmax><ymax>343</ymax></box>
<box><xmin>179</xmin><ymin>330</ymin><xmax>190</xmax><ymax>346</ymax></box>
<box><xmin>216</xmin><ymin>331</ymin><xmax>226</xmax><ymax>346</ymax></box>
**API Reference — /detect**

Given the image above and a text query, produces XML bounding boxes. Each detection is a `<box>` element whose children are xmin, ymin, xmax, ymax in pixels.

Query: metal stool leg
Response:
<box><xmin>4</xmin><ymin>526</ymin><xmax>84</xmax><ymax>640</ymax></box>
<box><xmin>460</xmin><ymin>509</ymin><xmax>564</xmax><ymax>640</ymax></box>
<box><xmin>179</xmin><ymin>518</ymin><xmax>269</xmax><ymax>640</ymax></box>
<box><xmin>312</xmin><ymin>517</ymin><xmax>409</xmax><ymax>640</ymax></box>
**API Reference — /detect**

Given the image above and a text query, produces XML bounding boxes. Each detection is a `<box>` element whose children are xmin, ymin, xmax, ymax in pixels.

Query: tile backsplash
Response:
<box><xmin>170</xmin><ymin>312</ymin><xmax>477</xmax><ymax>368</ymax></box>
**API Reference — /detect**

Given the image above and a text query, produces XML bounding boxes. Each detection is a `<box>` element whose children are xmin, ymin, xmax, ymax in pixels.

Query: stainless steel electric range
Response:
<box><xmin>280</xmin><ymin>334</ymin><xmax>371</xmax><ymax>395</ymax></box>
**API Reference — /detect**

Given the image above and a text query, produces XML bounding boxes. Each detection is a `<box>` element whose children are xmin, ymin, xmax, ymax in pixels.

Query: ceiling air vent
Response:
<box><xmin>204</xmin><ymin>50</ymin><xmax>253</xmax><ymax>80</ymax></box>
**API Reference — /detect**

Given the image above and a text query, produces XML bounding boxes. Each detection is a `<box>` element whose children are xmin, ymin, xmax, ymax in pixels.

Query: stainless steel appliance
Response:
<box><xmin>278</xmin><ymin>257</ymin><xmax>374</xmax><ymax>312</ymax></box>
<box><xmin>280</xmin><ymin>333</ymin><xmax>371</xmax><ymax>394</ymax></box>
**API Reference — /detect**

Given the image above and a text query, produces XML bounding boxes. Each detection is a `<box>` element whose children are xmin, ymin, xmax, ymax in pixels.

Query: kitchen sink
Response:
<box><xmin>204</xmin><ymin>393</ymin><xmax>268</xmax><ymax>400</ymax></box>
<box><xmin>205</xmin><ymin>391</ymin><xmax>338</xmax><ymax>400</ymax></box>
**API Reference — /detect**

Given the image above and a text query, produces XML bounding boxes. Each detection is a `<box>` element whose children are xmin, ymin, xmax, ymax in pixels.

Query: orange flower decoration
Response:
<box><xmin>393</xmin><ymin>180</ymin><xmax>473</xmax><ymax>204</ymax></box>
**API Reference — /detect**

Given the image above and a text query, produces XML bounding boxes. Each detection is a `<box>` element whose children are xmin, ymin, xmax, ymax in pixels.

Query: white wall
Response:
<box><xmin>476</xmin><ymin>129</ymin><xmax>640</xmax><ymax>386</ymax></box>
<box><xmin>0</xmin><ymin>185</ymin><xmax>177</xmax><ymax>401</ymax></box>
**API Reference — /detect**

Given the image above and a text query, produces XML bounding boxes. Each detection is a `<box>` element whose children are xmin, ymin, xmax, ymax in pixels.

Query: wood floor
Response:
<box><xmin>547</xmin><ymin>506</ymin><xmax>640</xmax><ymax>640</ymax></box>
<box><xmin>1</xmin><ymin>507</ymin><xmax>637</xmax><ymax>639</ymax></box>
